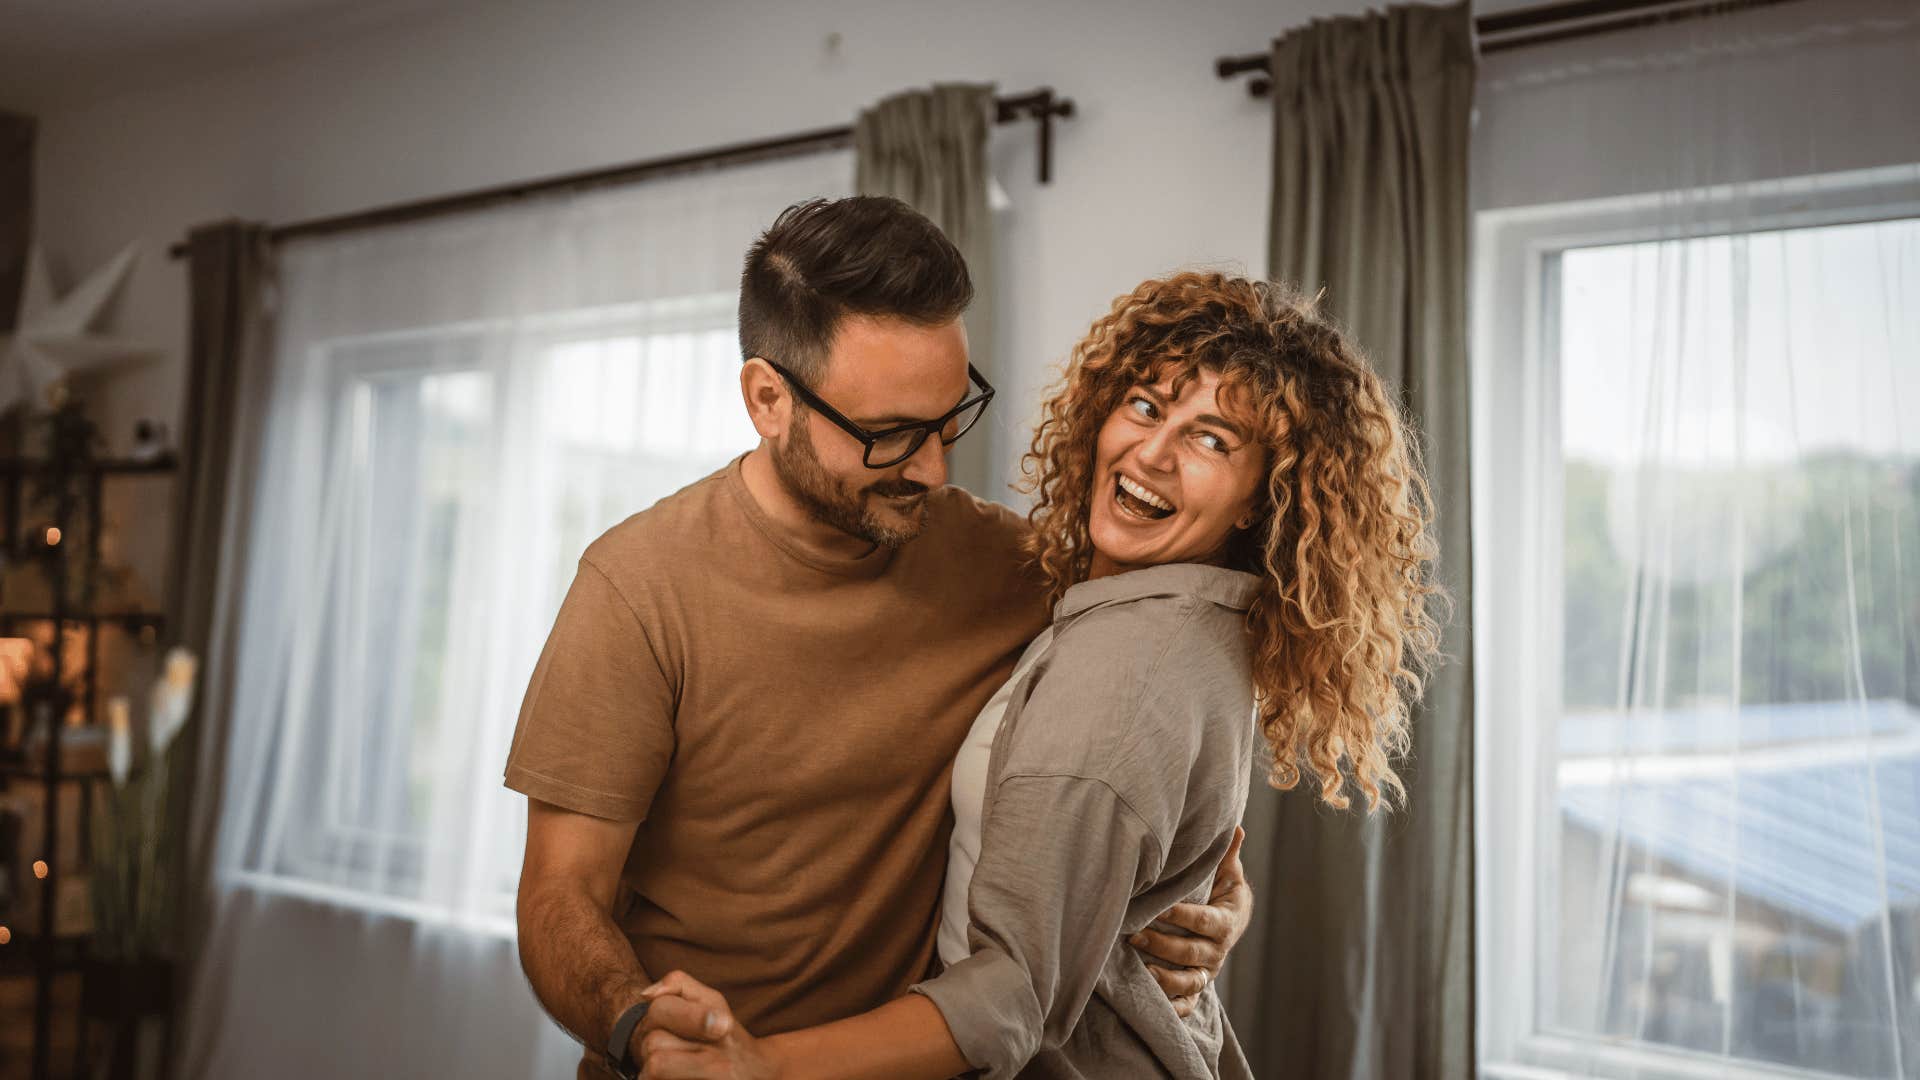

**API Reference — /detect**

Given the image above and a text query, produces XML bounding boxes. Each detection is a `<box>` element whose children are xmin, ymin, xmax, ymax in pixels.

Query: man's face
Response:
<box><xmin>769</xmin><ymin>314</ymin><xmax>971</xmax><ymax>549</ymax></box>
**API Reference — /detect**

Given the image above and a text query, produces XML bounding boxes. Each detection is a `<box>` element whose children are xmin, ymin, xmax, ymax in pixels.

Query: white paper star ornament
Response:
<box><xmin>0</xmin><ymin>243</ymin><xmax>160</xmax><ymax>415</ymax></box>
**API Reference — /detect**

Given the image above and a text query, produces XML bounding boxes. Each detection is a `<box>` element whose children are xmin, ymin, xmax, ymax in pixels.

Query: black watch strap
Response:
<box><xmin>606</xmin><ymin>998</ymin><xmax>650</xmax><ymax>1079</ymax></box>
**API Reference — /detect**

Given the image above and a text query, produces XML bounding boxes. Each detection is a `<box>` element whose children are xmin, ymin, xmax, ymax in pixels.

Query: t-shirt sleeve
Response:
<box><xmin>502</xmin><ymin>556</ymin><xmax>677</xmax><ymax>822</ymax></box>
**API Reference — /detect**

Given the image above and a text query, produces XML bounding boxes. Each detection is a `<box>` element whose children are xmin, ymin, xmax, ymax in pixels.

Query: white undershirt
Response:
<box><xmin>938</xmin><ymin>627</ymin><xmax>1056</xmax><ymax>967</ymax></box>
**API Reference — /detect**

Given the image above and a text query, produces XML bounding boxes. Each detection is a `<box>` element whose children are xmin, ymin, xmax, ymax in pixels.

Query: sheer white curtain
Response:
<box><xmin>1473</xmin><ymin>2</ymin><xmax>1920</xmax><ymax>1078</ymax></box>
<box><xmin>179</xmin><ymin>151</ymin><xmax>851</xmax><ymax>1080</ymax></box>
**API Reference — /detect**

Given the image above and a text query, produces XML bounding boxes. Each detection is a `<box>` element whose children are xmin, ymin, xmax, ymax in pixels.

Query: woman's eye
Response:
<box><xmin>1198</xmin><ymin>432</ymin><xmax>1229</xmax><ymax>453</ymax></box>
<box><xmin>1127</xmin><ymin>396</ymin><xmax>1157</xmax><ymax>419</ymax></box>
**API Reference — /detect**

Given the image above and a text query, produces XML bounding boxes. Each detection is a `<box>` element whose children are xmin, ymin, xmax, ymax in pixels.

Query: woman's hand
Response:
<box><xmin>635</xmin><ymin>971</ymin><xmax>780</xmax><ymax>1080</ymax></box>
<box><xmin>1128</xmin><ymin>826</ymin><xmax>1253</xmax><ymax>1017</ymax></box>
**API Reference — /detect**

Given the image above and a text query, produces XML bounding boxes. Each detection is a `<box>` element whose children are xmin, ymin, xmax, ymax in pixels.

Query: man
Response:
<box><xmin>504</xmin><ymin>195</ymin><xmax>1251</xmax><ymax>1079</ymax></box>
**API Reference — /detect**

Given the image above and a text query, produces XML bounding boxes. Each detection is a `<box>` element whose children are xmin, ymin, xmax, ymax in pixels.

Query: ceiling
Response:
<box><xmin>0</xmin><ymin>0</ymin><xmax>460</xmax><ymax>115</ymax></box>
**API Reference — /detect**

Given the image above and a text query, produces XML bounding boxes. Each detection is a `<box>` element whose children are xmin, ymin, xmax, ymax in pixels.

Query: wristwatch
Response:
<box><xmin>606</xmin><ymin>998</ymin><xmax>650</xmax><ymax>1080</ymax></box>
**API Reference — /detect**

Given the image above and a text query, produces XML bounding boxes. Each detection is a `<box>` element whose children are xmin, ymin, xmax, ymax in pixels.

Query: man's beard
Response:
<box><xmin>770</xmin><ymin>413</ymin><xmax>932</xmax><ymax>549</ymax></box>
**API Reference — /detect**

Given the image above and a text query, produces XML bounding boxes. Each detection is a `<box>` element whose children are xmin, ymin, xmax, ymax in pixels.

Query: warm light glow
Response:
<box><xmin>44</xmin><ymin>526</ymin><xmax>61</xmax><ymax>546</ymax></box>
<box><xmin>0</xmin><ymin>925</ymin><xmax>10</xmax><ymax>945</ymax></box>
<box><xmin>32</xmin><ymin>860</ymin><xmax>47</xmax><ymax>879</ymax></box>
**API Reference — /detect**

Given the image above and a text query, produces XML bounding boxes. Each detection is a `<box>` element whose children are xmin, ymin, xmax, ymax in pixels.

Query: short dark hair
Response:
<box><xmin>738</xmin><ymin>196</ymin><xmax>973</xmax><ymax>383</ymax></box>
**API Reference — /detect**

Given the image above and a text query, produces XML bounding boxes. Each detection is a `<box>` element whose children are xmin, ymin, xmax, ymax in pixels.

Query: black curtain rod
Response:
<box><xmin>167</xmin><ymin>87</ymin><xmax>1074</xmax><ymax>260</ymax></box>
<box><xmin>1216</xmin><ymin>0</ymin><xmax>1808</xmax><ymax>96</ymax></box>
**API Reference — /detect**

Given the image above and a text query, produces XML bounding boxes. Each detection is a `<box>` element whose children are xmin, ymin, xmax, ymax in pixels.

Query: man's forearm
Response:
<box><xmin>761</xmin><ymin>994</ymin><xmax>969</xmax><ymax>1080</ymax></box>
<box><xmin>518</xmin><ymin>883</ymin><xmax>652</xmax><ymax>1060</ymax></box>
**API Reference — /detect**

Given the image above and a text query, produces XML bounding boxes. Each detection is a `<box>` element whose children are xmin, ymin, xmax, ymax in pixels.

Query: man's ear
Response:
<box><xmin>740</xmin><ymin>358</ymin><xmax>790</xmax><ymax>440</ymax></box>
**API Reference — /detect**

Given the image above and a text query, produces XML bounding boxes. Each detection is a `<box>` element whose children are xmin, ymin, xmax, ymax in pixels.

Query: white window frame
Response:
<box><xmin>1472</xmin><ymin>164</ymin><xmax>1920</xmax><ymax>1080</ymax></box>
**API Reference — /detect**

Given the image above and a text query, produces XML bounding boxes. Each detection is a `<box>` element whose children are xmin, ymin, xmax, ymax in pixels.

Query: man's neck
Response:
<box><xmin>739</xmin><ymin>445</ymin><xmax>881</xmax><ymax>562</ymax></box>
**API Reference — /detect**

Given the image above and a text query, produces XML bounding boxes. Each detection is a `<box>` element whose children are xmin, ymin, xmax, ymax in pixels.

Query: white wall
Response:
<box><xmin>1472</xmin><ymin>0</ymin><xmax>1920</xmax><ymax>211</ymax></box>
<box><xmin>28</xmin><ymin>0</ymin><xmax>1382</xmax><ymax>601</ymax></box>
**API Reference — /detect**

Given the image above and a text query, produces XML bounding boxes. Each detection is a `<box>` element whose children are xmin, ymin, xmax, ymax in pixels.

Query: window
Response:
<box><xmin>1476</xmin><ymin>170</ymin><xmax>1920</xmax><ymax>1079</ymax></box>
<box><xmin>231</xmin><ymin>292</ymin><xmax>768</xmax><ymax>933</ymax></box>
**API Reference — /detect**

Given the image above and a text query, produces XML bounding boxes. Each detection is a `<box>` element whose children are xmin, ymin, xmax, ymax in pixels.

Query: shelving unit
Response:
<box><xmin>0</xmin><ymin>451</ymin><xmax>176</xmax><ymax>1080</ymax></box>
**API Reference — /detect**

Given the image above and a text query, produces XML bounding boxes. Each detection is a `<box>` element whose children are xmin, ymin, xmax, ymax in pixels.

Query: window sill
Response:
<box><xmin>1487</xmin><ymin>1033</ymin><xmax>1866</xmax><ymax>1080</ymax></box>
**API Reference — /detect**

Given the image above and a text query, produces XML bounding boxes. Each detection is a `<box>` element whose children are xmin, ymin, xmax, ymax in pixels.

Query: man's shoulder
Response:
<box><xmin>581</xmin><ymin>462</ymin><xmax>736</xmax><ymax>585</ymax></box>
<box><xmin>925</xmin><ymin>483</ymin><xmax>1031</xmax><ymax>553</ymax></box>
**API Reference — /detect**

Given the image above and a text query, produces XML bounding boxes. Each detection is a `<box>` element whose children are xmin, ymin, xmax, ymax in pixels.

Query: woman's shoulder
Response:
<box><xmin>1006</xmin><ymin>580</ymin><xmax>1255</xmax><ymax>799</ymax></box>
<box><xmin>1049</xmin><ymin>571</ymin><xmax>1256</xmax><ymax>688</ymax></box>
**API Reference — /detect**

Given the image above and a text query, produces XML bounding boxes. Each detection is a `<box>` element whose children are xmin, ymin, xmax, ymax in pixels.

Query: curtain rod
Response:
<box><xmin>1215</xmin><ymin>0</ymin><xmax>1809</xmax><ymax>96</ymax></box>
<box><xmin>167</xmin><ymin>87</ymin><xmax>1075</xmax><ymax>260</ymax></box>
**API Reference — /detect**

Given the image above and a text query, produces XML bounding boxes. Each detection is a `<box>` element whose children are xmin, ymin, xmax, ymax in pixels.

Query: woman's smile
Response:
<box><xmin>1112</xmin><ymin>470</ymin><xmax>1177</xmax><ymax>520</ymax></box>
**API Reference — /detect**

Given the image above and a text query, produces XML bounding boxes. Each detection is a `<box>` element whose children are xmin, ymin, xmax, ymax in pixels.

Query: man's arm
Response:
<box><xmin>1133</xmin><ymin>825</ymin><xmax>1254</xmax><ymax>1014</ymax></box>
<box><xmin>516</xmin><ymin>796</ymin><xmax>652</xmax><ymax>1069</ymax></box>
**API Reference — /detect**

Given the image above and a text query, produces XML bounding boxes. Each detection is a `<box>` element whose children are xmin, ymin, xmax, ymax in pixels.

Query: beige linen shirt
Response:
<box><xmin>912</xmin><ymin>562</ymin><xmax>1262</xmax><ymax>1080</ymax></box>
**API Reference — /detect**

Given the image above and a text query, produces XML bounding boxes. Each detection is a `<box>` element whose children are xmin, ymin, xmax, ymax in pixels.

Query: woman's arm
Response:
<box><xmin>635</xmin><ymin>973</ymin><xmax>965</xmax><ymax>1080</ymax></box>
<box><xmin>637</xmin><ymin>774</ymin><xmax>1159</xmax><ymax>1080</ymax></box>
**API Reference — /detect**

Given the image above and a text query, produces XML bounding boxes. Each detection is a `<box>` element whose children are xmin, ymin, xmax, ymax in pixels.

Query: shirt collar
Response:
<box><xmin>1054</xmin><ymin>562</ymin><xmax>1263</xmax><ymax>621</ymax></box>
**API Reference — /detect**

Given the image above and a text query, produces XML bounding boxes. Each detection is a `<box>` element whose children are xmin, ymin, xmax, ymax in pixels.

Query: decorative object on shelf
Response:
<box><xmin>15</xmin><ymin>630</ymin><xmax>81</xmax><ymax>734</ymax></box>
<box><xmin>128</xmin><ymin>420</ymin><xmax>170</xmax><ymax>464</ymax></box>
<box><xmin>0</xmin><ymin>244</ymin><xmax>160</xmax><ymax>419</ymax></box>
<box><xmin>0</xmin><ymin>635</ymin><xmax>30</xmax><ymax>749</ymax></box>
<box><xmin>105</xmin><ymin>696</ymin><xmax>130</xmax><ymax>786</ymax></box>
<box><xmin>23</xmin><ymin>722</ymin><xmax>106</xmax><ymax>773</ymax></box>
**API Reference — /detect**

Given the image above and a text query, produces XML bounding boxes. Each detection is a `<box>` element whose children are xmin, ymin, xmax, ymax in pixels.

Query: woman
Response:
<box><xmin>633</xmin><ymin>273</ymin><xmax>1444</xmax><ymax>1079</ymax></box>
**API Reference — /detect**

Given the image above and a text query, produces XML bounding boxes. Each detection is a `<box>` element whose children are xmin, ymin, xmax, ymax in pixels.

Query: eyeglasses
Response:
<box><xmin>762</xmin><ymin>358</ymin><xmax>995</xmax><ymax>469</ymax></box>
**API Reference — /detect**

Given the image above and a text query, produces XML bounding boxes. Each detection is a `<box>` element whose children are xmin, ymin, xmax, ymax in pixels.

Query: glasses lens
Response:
<box><xmin>867</xmin><ymin>428</ymin><xmax>927</xmax><ymax>468</ymax></box>
<box><xmin>941</xmin><ymin>398</ymin><xmax>987</xmax><ymax>445</ymax></box>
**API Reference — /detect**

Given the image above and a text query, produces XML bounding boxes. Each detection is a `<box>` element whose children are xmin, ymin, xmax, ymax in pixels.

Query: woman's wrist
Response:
<box><xmin>757</xmin><ymin>1031</ymin><xmax>800</xmax><ymax>1080</ymax></box>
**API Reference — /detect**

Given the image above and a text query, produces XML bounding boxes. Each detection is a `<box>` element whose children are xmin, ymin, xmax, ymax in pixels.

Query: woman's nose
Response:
<box><xmin>1135</xmin><ymin>427</ymin><xmax>1178</xmax><ymax>472</ymax></box>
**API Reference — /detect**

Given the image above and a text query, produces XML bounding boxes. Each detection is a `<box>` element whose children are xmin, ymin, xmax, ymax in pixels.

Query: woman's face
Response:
<box><xmin>1087</xmin><ymin>367</ymin><xmax>1268</xmax><ymax>578</ymax></box>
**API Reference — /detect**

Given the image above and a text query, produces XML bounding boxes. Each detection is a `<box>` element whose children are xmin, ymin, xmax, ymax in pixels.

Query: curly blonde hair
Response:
<box><xmin>1018</xmin><ymin>272</ymin><xmax>1445</xmax><ymax>811</ymax></box>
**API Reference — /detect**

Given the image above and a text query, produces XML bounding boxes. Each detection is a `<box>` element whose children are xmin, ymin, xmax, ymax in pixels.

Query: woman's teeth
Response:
<box><xmin>1114</xmin><ymin>474</ymin><xmax>1175</xmax><ymax>520</ymax></box>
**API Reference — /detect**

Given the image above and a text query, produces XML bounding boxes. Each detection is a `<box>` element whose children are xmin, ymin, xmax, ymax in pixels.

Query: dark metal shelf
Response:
<box><xmin>0</xmin><ymin>454</ymin><xmax>178</xmax><ymax>476</ymax></box>
<box><xmin>0</xmin><ymin>611</ymin><xmax>166</xmax><ymax>629</ymax></box>
<box><xmin>0</xmin><ymin>444</ymin><xmax>180</xmax><ymax>1079</ymax></box>
<box><xmin>0</xmin><ymin>932</ymin><xmax>91</xmax><ymax>977</ymax></box>
<box><xmin>0</xmin><ymin>762</ymin><xmax>111</xmax><ymax>782</ymax></box>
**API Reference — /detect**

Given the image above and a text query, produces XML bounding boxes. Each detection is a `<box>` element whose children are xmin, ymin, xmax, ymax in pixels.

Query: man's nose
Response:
<box><xmin>900</xmin><ymin>431</ymin><xmax>949</xmax><ymax>489</ymax></box>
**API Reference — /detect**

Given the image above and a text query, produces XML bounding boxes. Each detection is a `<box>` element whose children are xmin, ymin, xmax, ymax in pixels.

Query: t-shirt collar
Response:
<box><xmin>1054</xmin><ymin>562</ymin><xmax>1262</xmax><ymax>621</ymax></box>
<box><xmin>724</xmin><ymin>452</ymin><xmax>896</xmax><ymax>580</ymax></box>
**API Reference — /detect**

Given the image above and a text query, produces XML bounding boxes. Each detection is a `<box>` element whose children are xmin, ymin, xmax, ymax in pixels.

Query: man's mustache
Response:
<box><xmin>868</xmin><ymin>481</ymin><xmax>929</xmax><ymax>499</ymax></box>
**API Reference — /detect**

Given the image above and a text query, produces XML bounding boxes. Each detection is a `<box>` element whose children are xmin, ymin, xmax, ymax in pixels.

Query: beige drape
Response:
<box><xmin>166</xmin><ymin>221</ymin><xmax>276</xmax><ymax>1078</ymax></box>
<box><xmin>854</xmin><ymin>84</ymin><xmax>998</xmax><ymax>497</ymax></box>
<box><xmin>1223</xmin><ymin>4</ymin><xmax>1476</xmax><ymax>1078</ymax></box>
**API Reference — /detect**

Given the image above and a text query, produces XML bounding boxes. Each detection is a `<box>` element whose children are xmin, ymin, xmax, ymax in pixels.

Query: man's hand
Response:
<box><xmin>1129</xmin><ymin>826</ymin><xmax>1253</xmax><ymax>1018</ymax></box>
<box><xmin>635</xmin><ymin>970</ymin><xmax>779</xmax><ymax>1080</ymax></box>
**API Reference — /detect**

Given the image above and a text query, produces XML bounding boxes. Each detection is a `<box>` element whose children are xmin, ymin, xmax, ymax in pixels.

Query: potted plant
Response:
<box><xmin>83</xmin><ymin>647</ymin><xmax>197</xmax><ymax>1079</ymax></box>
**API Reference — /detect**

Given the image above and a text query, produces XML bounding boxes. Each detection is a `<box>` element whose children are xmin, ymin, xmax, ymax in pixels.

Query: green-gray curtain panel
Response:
<box><xmin>1222</xmin><ymin>4</ymin><xmax>1476</xmax><ymax>1078</ymax></box>
<box><xmin>854</xmin><ymin>83</ymin><xmax>997</xmax><ymax>496</ymax></box>
<box><xmin>167</xmin><ymin>221</ymin><xmax>276</xmax><ymax>1078</ymax></box>
<box><xmin>0</xmin><ymin>110</ymin><xmax>32</xmax><ymax>333</ymax></box>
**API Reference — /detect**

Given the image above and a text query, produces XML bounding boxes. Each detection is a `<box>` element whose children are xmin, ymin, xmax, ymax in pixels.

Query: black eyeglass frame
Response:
<box><xmin>761</xmin><ymin>358</ymin><xmax>996</xmax><ymax>469</ymax></box>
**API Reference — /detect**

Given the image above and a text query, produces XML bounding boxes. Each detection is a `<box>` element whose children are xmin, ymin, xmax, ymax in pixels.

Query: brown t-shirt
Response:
<box><xmin>502</xmin><ymin>452</ymin><xmax>1049</xmax><ymax>1069</ymax></box>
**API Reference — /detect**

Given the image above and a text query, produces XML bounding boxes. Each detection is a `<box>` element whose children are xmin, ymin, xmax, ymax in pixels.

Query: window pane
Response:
<box><xmin>1552</xmin><ymin>218</ymin><xmax>1919</xmax><ymax>1076</ymax></box>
